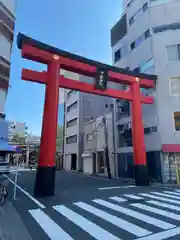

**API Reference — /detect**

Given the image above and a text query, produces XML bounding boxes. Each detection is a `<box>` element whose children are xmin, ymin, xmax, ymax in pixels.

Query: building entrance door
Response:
<box><xmin>92</xmin><ymin>153</ymin><xmax>96</xmax><ymax>174</ymax></box>
<box><xmin>71</xmin><ymin>154</ymin><xmax>77</xmax><ymax>170</ymax></box>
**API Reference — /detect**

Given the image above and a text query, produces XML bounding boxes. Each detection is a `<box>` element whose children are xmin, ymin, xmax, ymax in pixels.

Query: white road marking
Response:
<box><xmin>9</xmin><ymin>168</ymin><xmax>36</xmax><ymax>172</ymax></box>
<box><xmin>123</xmin><ymin>185</ymin><xmax>135</xmax><ymax>188</ymax></box>
<box><xmin>124</xmin><ymin>194</ymin><xmax>143</xmax><ymax>200</ymax></box>
<box><xmin>139</xmin><ymin>193</ymin><xmax>180</xmax><ymax>205</ymax></box>
<box><xmin>109</xmin><ymin>196</ymin><xmax>127</xmax><ymax>202</ymax></box>
<box><xmin>4</xmin><ymin>174</ymin><xmax>45</xmax><ymax>209</ymax></box>
<box><xmin>163</xmin><ymin>191</ymin><xmax>180</xmax><ymax>196</ymax></box>
<box><xmin>74</xmin><ymin>201</ymin><xmax>151</xmax><ymax>237</ymax></box>
<box><xmin>151</xmin><ymin>192</ymin><xmax>180</xmax><ymax>200</ymax></box>
<box><xmin>29</xmin><ymin>209</ymin><xmax>73</xmax><ymax>240</ymax></box>
<box><xmin>98</xmin><ymin>185</ymin><xmax>135</xmax><ymax>190</ymax></box>
<box><xmin>53</xmin><ymin>205</ymin><xmax>120</xmax><ymax>240</ymax></box>
<box><xmin>147</xmin><ymin>200</ymin><xmax>180</xmax><ymax>211</ymax></box>
<box><xmin>132</xmin><ymin>203</ymin><xmax>180</xmax><ymax>221</ymax></box>
<box><xmin>136</xmin><ymin>227</ymin><xmax>180</xmax><ymax>240</ymax></box>
<box><xmin>93</xmin><ymin>199</ymin><xmax>174</xmax><ymax>230</ymax></box>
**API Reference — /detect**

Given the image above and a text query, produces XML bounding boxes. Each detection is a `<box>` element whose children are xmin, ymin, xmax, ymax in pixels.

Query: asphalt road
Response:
<box><xmin>2</xmin><ymin>170</ymin><xmax>180</xmax><ymax>240</ymax></box>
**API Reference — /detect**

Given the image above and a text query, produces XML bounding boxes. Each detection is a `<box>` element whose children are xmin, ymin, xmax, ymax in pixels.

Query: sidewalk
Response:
<box><xmin>66</xmin><ymin>169</ymin><xmax>180</xmax><ymax>188</ymax></box>
<box><xmin>0</xmin><ymin>177</ymin><xmax>32</xmax><ymax>240</ymax></box>
<box><xmin>0</xmin><ymin>201</ymin><xmax>32</xmax><ymax>240</ymax></box>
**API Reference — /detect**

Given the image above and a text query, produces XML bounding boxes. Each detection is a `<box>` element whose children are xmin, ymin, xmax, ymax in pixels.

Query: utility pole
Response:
<box><xmin>102</xmin><ymin>116</ymin><xmax>111</xmax><ymax>179</ymax></box>
<box><xmin>110</xmin><ymin>103</ymin><xmax>117</xmax><ymax>178</ymax></box>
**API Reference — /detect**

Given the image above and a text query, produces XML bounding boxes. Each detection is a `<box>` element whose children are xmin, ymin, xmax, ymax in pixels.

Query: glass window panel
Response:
<box><xmin>114</xmin><ymin>49</ymin><xmax>121</xmax><ymax>62</ymax></box>
<box><xmin>170</xmin><ymin>77</ymin><xmax>180</xmax><ymax>96</ymax></box>
<box><xmin>140</xmin><ymin>59</ymin><xmax>154</xmax><ymax>73</ymax></box>
<box><xmin>167</xmin><ymin>45</ymin><xmax>178</xmax><ymax>62</ymax></box>
<box><xmin>174</xmin><ymin>112</ymin><xmax>180</xmax><ymax>131</ymax></box>
<box><xmin>143</xmin><ymin>3</ymin><xmax>148</xmax><ymax>11</ymax></box>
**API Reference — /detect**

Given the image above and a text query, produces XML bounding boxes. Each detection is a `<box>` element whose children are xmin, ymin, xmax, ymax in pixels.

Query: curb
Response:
<box><xmin>64</xmin><ymin>169</ymin><xmax>180</xmax><ymax>187</ymax></box>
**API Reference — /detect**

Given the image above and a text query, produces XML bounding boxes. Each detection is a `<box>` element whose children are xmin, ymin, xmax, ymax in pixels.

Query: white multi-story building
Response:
<box><xmin>0</xmin><ymin>0</ymin><xmax>16</xmax><ymax>118</ymax></box>
<box><xmin>7</xmin><ymin>121</ymin><xmax>27</xmax><ymax>142</ymax></box>
<box><xmin>111</xmin><ymin>0</ymin><xmax>180</xmax><ymax>183</ymax></box>
<box><xmin>63</xmin><ymin>71</ymin><xmax>112</xmax><ymax>172</ymax></box>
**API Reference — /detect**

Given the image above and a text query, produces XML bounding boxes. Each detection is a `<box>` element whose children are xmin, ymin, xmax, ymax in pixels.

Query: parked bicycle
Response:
<box><xmin>0</xmin><ymin>184</ymin><xmax>8</xmax><ymax>205</ymax></box>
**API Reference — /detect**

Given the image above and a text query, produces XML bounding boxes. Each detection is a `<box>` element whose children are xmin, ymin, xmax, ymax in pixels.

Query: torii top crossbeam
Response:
<box><xmin>17</xmin><ymin>33</ymin><xmax>156</xmax><ymax>102</ymax></box>
<box><xmin>17</xmin><ymin>33</ymin><xmax>157</xmax><ymax>197</ymax></box>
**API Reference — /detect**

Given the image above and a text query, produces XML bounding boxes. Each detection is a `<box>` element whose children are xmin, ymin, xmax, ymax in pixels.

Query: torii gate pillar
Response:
<box><xmin>34</xmin><ymin>59</ymin><xmax>60</xmax><ymax>197</ymax></box>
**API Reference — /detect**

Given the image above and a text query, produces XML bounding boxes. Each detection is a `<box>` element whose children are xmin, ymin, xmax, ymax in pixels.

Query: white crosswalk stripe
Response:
<box><xmin>74</xmin><ymin>201</ymin><xmax>151</xmax><ymax>237</ymax></box>
<box><xmin>28</xmin><ymin>190</ymin><xmax>180</xmax><ymax>240</ymax></box>
<box><xmin>151</xmin><ymin>192</ymin><xmax>180</xmax><ymax>200</ymax></box>
<box><xmin>164</xmin><ymin>191</ymin><xmax>180</xmax><ymax>196</ymax></box>
<box><xmin>29</xmin><ymin>209</ymin><xmax>73</xmax><ymax>240</ymax></box>
<box><xmin>139</xmin><ymin>193</ymin><xmax>180</xmax><ymax>205</ymax></box>
<box><xmin>53</xmin><ymin>205</ymin><xmax>120</xmax><ymax>240</ymax></box>
<box><xmin>147</xmin><ymin>200</ymin><xmax>180</xmax><ymax>211</ymax></box>
<box><xmin>123</xmin><ymin>194</ymin><xmax>143</xmax><ymax>200</ymax></box>
<box><xmin>136</xmin><ymin>227</ymin><xmax>180</xmax><ymax>240</ymax></box>
<box><xmin>109</xmin><ymin>196</ymin><xmax>127</xmax><ymax>202</ymax></box>
<box><xmin>93</xmin><ymin>199</ymin><xmax>175</xmax><ymax>229</ymax></box>
<box><xmin>131</xmin><ymin>203</ymin><xmax>180</xmax><ymax>221</ymax></box>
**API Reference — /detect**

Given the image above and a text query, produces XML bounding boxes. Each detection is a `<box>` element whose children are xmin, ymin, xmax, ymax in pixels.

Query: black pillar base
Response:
<box><xmin>34</xmin><ymin>166</ymin><xmax>56</xmax><ymax>197</ymax></box>
<box><xmin>134</xmin><ymin>165</ymin><xmax>149</xmax><ymax>186</ymax></box>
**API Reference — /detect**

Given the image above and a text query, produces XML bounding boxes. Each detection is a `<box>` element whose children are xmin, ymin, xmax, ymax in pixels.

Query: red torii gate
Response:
<box><xmin>17</xmin><ymin>33</ymin><xmax>157</xmax><ymax>197</ymax></box>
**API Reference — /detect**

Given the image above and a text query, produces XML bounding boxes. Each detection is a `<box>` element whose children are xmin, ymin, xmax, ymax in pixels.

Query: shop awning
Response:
<box><xmin>162</xmin><ymin>144</ymin><xmax>180</xmax><ymax>153</ymax></box>
<box><xmin>0</xmin><ymin>141</ymin><xmax>16</xmax><ymax>152</ymax></box>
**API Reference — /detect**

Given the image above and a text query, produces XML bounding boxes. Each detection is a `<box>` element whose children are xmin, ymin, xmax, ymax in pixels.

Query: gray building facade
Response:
<box><xmin>82</xmin><ymin>112</ymin><xmax>116</xmax><ymax>177</ymax></box>
<box><xmin>63</xmin><ymin>71</ymin><xmax>112</xmax><ymax>172</ymax></box>
<box><xmin>111</xmin><ymin>0</ymin><xmax>180</xmax><ymax>183</ymax></box>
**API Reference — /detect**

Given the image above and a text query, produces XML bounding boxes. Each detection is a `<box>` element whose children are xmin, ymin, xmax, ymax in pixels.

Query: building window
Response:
<box><xmin>114</xmin><ymin>49</ymin><xmax>121</xmax><ymax>62</ymax></box>
<box><xmin>67</xmin><ymin>118</ymin><xmax>77</xmax><ymax>128</ymax></box>
<box><xmin>140</xmin><ymin>58</ymin><xmax>154</xmax><ymax>73</ymax></box>
<box><xmin>114</xmin><ymin>45</ymin><xmax>129</xmax><ymax>62</ymax></box>
<box><xmin>143</xmin><ymin>2</ymin><xmax>148</xmax><ymax>11</ymax></box>
<box><xmin>131</xmin><ymin>29</ymin><xmax>151</xmax><ymax>51</ymax></box>
<box><xmin>129</xmin><ymin>3</ymin><xmax>148</xmax><ymax>26</ymax></box>
<box><xmin>87</xmin><ymin>133</ymin><xmax>93</xmax><ymax>141</ymax></box>
<box><xmin>129</xmin><ymin>17</ymin><xmax>134</xmax><ymax>25</ymax></box>
<box><xmin>145</xmin><ymin>29</ymin><xmax>150</xmax><ymax>39</ymax></box>
<box><xmin>135</xmin><ymin>35</ymin><xmax>144</xmax><ymax>47</ymax></box>
<box><xmin>174</xmin><ymin>112</ymin><xmax>180</xmax><ymax>131</ymax></box>
<box><xmin>67</xmin><ymin>101</ymin><xmax>78</xmax><ymax>113</ymax></box>
<box><xmin>66</xmin><ymin>135</ymin><xmax>77</xmax><ymax>144</ymax></box>
<box><xmin>131</xmin><ymin>41</ymin><xmax>135</xmax><ymax>50</ymax></box>
<box><xmin>144</xmin><ymin>126</ymin><xmax>157</xmax><ymax>134</ymax></box>
<box><xmin>170</xmin><ymin>77</ymin><xmax>180</xmax><ymax>96</ymax></box>
<box><xmin>167</xmin><ymin>45</ymin><xmax>180</xmax><ymax>62</ymax></box>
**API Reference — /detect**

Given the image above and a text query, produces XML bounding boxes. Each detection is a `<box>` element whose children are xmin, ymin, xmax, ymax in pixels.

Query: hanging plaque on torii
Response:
<box><xmin>17</xmin><ymin>33</ymin><xmax>157</xmax><ymax>197</ymax></box>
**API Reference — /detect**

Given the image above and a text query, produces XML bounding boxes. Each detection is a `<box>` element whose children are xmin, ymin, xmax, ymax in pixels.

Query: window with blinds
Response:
<box><xmin>174</xmin><ymin>112</ymin><xmax>180</xmax><ymax>131</ymax></box>
<box><xmin>170</xmin><ymin>77</ymin><xmax>180</xmax><ymax>96</ymax></box>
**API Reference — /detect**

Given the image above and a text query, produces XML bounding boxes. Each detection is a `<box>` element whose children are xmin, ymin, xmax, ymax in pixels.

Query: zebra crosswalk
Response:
<box><xmin>28</xmin><ymin>189</ymin><xmax>180</xmax><ymax>240</ymax></box>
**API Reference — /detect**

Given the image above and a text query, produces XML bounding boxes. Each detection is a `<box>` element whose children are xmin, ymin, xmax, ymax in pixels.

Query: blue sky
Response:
<box><xmin>6</xmin><ymin>0</ymin><xmax>122</xmax><ymax>136</ymax></box>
